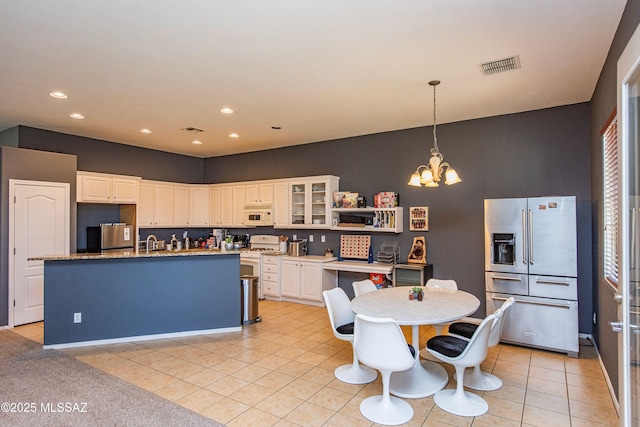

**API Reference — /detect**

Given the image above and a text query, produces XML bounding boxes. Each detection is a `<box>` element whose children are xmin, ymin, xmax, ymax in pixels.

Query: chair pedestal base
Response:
<box><xmin>360</xmin><ymin>395</ymin><xmax>413</xmax><ymax>425</ymax></box>
<box><xmin>460</xmin><ymin>367</ymin><xmax>502</xmax><ymax>391</ymax></box>
<box><xmin>434</xmin><ymin>389</ymin><xmax>488</xmax><ymax>417</ymax></box>
<box><xmin>335</xmin><ymin>363</ymin><xmax>377</xmax><ymax>384</ymax></box>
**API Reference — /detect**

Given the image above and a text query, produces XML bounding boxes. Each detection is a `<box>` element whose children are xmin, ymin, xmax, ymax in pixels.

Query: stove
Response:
<box><xmin>249</xmin><ymin>234</ymin><xmax>281</xmax><ymax>251</ymax></box>
<box><xmin>240</xmin><ymin>235</ymin><xmax>282</xmax><ymax>300</ymax></box>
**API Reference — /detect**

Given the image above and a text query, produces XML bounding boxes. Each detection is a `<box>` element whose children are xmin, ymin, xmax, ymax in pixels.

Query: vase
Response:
<box><xmin>225</xmin><ymin>242</ymin><xmax>234</xmax><ymax>250</ymax></box>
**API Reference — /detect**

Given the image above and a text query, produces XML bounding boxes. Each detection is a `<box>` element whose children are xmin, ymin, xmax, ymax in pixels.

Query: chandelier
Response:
<box><xmin>408</xmin><ymin>80</ymin><xmax>461</xmax><ymax>187</ymax></box>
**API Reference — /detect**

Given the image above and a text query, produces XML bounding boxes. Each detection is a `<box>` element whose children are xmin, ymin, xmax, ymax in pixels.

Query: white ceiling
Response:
<box><xmin>0</xmin><ymin>1</ymin><xmax>627</xmax><ymax>158</ymax></box>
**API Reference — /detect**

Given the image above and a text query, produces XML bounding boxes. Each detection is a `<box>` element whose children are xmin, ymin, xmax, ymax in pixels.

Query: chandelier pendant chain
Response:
<box><xmin>431</xmin><ymin>81</ymin><xmax>439</xmax><ymax>156</ymax></box>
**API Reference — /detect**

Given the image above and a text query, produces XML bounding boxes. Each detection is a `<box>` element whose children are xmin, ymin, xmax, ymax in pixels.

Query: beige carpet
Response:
<box><xmin>0</xmin><ymin>330</ymin><xmax>225</xmax><ymax>426</ymax></box>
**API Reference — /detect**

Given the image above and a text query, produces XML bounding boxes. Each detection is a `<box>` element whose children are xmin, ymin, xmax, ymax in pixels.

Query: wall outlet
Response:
<box><xmin>74</xmin><ymin>312</ymin><xmax>82</xmax><ymax>323</ymax></box>
<box><xmin>293</xmin><ymin>234</ymin><xmax>297</xmax><ymax>240</ymax></box>
<box><xmin>309</xmin><ymin>235</ymin><xmax>314</xmax><ymax>242</ymax></box>
<box><xmin>321</xmin><ymin>235</ymin><xmax>325</xmax><ymax>243</ymax></box>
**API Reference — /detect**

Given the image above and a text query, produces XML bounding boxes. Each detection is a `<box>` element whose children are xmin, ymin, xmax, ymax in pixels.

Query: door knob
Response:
<box><xmin>613</xmin><ymin>293</ymin><xmax>624</xmax><ymax>304</ymax></box>
<box><xmin>609</xmin><ymin>321</ymin><xmax>623</xmax><ymax>332</ymax></box>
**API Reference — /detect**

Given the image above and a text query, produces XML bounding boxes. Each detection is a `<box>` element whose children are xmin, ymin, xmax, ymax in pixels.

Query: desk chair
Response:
<box><xmin>352</xmin><ymin>279</ymin><xmax>378</xmax><ymax>297</ymax></box>
<box><xmin>322</xmin><ymin>288</ymin><xmax>377</xmax><ymax>384</ymax></box>
<box><xmin>448</xmin><ymin>297</ymin><xmax>515</xmax><ymax>391</ymax></box>
<box><xmin>426</xmin><ymin>312</ymin><xmax>498</xmax><ymax>417</ymax></box>
<box><xmin>354</xmin><ymin>314</ymin><xmax>416</xmax><ymax>425</ymax></box>
<box><xmin>425</xmin><ymin>278</ymin><xmax>458</xmax><ymax>335</ymax></box>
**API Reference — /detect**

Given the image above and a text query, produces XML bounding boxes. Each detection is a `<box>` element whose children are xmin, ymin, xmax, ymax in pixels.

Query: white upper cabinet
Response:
<box><xmin>233</xmin><ymin>185</ymin><xmax>247</xmax><ymax>227</ymax></box>
<box><xmin>288</xmin><ymin>176</ymin><xmax>339</xmax><ymax>229</ymax></box>
<box><xmin>137</xmin><ymin>181</ymin><xmax>154</xmax><ymax>227</ymax></box>
<box><xmin>273</xmin><ymin>181</ymin><xmax>289</xmax><ymax>228</ymax></box>
<box><xmin>77</xmin><ymin>172</ymin><xmax>139</xmax><ymax>203</ymax></box>
<box><xmin>245</xmin><ymin>182</ymin><xmax>273</xmax><ymax>205</ymax></box>
<box><xmin>153</xmin><ymin>183</ymin><xmax>174</xmax><ymax>227</ymax></box>
<box><xmin>173</xmin><ymin>185</ymin><xmax>189</xmax><ymax>226</ymax></box>
<box><xmin>189</xmin><ymin>185</ymin><xmax>209</xmax><ymax>226</ymax></box>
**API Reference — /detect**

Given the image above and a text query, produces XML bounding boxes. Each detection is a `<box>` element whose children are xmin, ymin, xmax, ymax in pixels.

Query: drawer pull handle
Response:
<box><xmin>535</xmin><ymin>279</ymin><xmax>570</xmax><ymax>286</ymax></box>
<box><xmin>491</xmin><ymin>296</ymin><xmax>571</xmax><ymax>309</ymax></box>
<box><xmin>490</xmin><ymin>275</ymin><xmax>522</xmax><ymax>282</ymax></box>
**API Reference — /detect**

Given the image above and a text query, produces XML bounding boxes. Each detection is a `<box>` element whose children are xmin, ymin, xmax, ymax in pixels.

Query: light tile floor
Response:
<box><xmin>13</xmin><ymin>300</ymin><xmax>619</xmax><ymax>426</ymax></box>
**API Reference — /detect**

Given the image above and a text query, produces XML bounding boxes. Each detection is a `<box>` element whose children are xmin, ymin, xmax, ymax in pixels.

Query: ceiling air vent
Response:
<box><xmin>479</xmin><ymin>55</ymin><xmax>521</xmax><ymax>76</ymax></box>
<box><xmin>181</xmin><ymin>127</ymin><xmax>204</xmax><ymax>133</ymax></box>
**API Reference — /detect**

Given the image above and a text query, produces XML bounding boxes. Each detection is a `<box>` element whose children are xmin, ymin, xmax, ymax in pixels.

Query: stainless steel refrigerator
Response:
<box><xmin>87</xmin><ymin>224</ymin><xmax>135</xmax><ymax>252</ymax></box>
<box><xmin>484</xmin><ymin>196</ymin><xmax>579</xmax><ymax>357</ymax></box>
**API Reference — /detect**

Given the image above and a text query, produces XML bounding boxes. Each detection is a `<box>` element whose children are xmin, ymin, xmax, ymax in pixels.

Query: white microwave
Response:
<box><xmin>243</xmin><ymin>207</ymin><xmax>274</xmax><ymax>226</ymax></box>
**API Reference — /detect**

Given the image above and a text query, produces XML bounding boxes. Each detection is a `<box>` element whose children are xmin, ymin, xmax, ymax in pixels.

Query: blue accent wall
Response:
<box><xmin>44</xmin><ymin>254</ymin><xmax>241</xmax><ymax>345</ymax></box>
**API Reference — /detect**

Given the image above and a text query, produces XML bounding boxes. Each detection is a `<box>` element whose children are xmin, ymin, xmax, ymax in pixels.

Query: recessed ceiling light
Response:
<box><xmin>229</xmin><ymin>133</ymin><xmax>239</xmax><ymax>138</ymax></box>
<box><xmin>220</xmin><ymin>107</ymin><xmax>234</xmax><ymax>114</ymax></box>
<box><xmin>49</xmin><ymin>91</ymin><xmax>67</xmax><ymax>99</ymax></box>
<box><xmin>140</xmin><ymin>128</ymin><xmax>152</xmax><ymax>134</ymax></box>
<box><xmin>192</xmin><ymin>140</ymin><xmax>202</xmax><ymax>145</ymax></box>
<box><xmin>69</xmin><ymin>113</ymin><xmax>84</xmax><ymax>119</ymax></box>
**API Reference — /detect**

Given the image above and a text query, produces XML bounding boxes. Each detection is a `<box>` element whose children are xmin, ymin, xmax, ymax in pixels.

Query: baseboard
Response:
<box><xmin>579</xmin><ymin>333</ymin><xmax>620</xmax><ymax>417</ymax></box>
<box><xmin>43</xmin><ymin>326</ymin><xmax>242</xmax><ymax>349</ymax></box>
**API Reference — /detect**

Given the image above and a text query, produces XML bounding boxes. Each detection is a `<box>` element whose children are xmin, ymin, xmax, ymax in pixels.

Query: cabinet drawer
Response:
<box><xmin>263</xmin><ymin>255</ymin><xmax>279</xmax><ymax>264</ymax></box>
<box><xmin>263</xmin><ymin>272</ymin><xmax>278</xmax><ymax>282</ymax></box>
<box><xmin>263</xmin><ymin>264</ymin><xmax>279</xmax><ymax>274</ymax></box>
<box><xmin>263</xmin><ymin>280</ymin><xmax>279</xmax><ymax>295</ymax></box>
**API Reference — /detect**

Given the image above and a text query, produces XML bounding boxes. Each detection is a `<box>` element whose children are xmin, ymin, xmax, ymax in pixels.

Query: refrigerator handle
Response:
<box><xmin>522</xmin><ymin>209</ymin><xmax>528</xmax><ymax>265</ymax></box>
<box><xmin>528</xmin><ymin>209</ymin><xmax>534</xmax><ymax>265</ymax></box>
<box><xmin>632</xmin><ymin>208</ymin><xmax>637</xmax><ymax>270</ymax></box>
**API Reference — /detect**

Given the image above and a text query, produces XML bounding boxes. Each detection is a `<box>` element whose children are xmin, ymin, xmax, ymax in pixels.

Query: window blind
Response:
<box><xmin>603</xmin><ymin>118</ymin><xmax>618</xmax><ymax>288</ymax></box>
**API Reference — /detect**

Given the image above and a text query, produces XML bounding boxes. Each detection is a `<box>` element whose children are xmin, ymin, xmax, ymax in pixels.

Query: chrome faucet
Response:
<box><xmin>146</xmin><ymin>235</ymin><xmax>158</xmax><ymax>254</ymax></box>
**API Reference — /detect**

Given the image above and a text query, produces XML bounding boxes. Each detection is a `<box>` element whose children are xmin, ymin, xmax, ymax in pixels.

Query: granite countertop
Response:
<box><xmin>30</xmin><ymin>249</ymin><xmax>241</xmax><ymax>261</ymax></box>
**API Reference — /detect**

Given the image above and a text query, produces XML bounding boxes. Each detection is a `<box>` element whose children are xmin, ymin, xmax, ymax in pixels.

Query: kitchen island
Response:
<box><xmin>34</xmin><ymin>250</ymin><xmax>241</xmax><ymax>348</ymax></box>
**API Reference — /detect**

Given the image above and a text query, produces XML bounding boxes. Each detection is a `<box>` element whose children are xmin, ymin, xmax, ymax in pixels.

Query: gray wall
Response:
<box><xmin>206</xmin><ymin>104</ymin><xmax>593</xmax><ymax>330</ymax></box>
<box><xmin>16</xmin><ymin>126</ymin><xmax>204</xmax><ymax>184</ymax></box>
<box><xmin>589</xmin><ymin>0</ymin><xmax>640</xmax><ymax>398</ymax></box>
<box><xmin>0</xmin><ymin>146</ymin><xmax>77</xmax><ymax>326</ymax></box>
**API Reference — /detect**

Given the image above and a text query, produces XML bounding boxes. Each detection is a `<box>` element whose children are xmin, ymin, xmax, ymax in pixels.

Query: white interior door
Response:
<box><xmin>10</xmin><ymin>180</ymin><xmax>69</xmax><ymax>326</ymax></box>
<box><xmin>617</xmin><ymin>22</ymin><xmax>640</xmax><ymax>427</ymax></box>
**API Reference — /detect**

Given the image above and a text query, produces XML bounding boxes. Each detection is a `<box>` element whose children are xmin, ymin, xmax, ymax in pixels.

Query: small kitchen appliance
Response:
<box><xmin>288</xmin><ymin>239</ymin><xmax>308</xmax><ymax>257</ymax></box>
<box><xmin>242</xmin><ymin>206</ymin><xmax>274</xmax><ymax>226</ymax></box>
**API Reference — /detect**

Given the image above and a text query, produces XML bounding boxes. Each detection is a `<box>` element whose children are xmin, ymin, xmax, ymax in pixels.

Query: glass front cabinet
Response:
<box><xmin>289</xmin><ymin>176</ymin><xmax>339</xmax><ymax>229</ymax></box>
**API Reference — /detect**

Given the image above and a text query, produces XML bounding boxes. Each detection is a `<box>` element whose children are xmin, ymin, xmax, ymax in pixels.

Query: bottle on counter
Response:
<box><xmin>170</xmin><ymin>234</ymin><xmax>177</xmax><ymax>250</ymax></box>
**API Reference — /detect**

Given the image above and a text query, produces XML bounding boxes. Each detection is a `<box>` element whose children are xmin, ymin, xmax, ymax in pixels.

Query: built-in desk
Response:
<box><xmin>322</xmin><ymin>260</ymin><xmax>393</xmax><ymax>275</ymax></box>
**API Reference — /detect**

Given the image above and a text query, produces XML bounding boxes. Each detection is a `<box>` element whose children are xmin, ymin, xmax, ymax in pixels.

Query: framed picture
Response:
<box><xmin>407</xmin><ymin>236</ymin><xmax>426</xmax><ymax>264</ymax></box>
<box><xmin>410</xmin><ymin>206</ymin><xmax>429</xmax><ymax>231</ymax></box>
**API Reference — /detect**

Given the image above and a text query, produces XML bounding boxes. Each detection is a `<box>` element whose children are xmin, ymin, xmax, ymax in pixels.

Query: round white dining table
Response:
<box><xmin>350</xmin><ymin>286</ymin><xmax>480</xmax><ymax>398</ymax></box>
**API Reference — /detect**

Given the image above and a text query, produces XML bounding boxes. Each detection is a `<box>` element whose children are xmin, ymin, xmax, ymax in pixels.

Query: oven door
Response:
<box><xmin>240</xmin><ymin>255</ymin><xmax>263</xmax><ymax>299</ymax></box>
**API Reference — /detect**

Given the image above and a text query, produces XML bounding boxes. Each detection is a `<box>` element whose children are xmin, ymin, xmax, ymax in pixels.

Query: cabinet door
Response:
<box><xmin>290</xmin><ymin>182</ymin><xmax>307</xmax><ymax>226</ymax></box>
<box><xmin>233</xmin><ymin>185</ymin><xmax>246</xmax><ymax>226</ymax></box>
<box><xmin>189</xmin><ymin>186</ymin><xmax>209</xmax><ymax>226</ymax></box>
<box><xmin>112</xmin><ymin>178</ymin><xmax>138</xmax><ymax>203</ymax></box>
<box><xmin>309</xmin><ymin>180</ymin><xmax>328</xmax><ymax>226</ymax></box>
<box><xmin>220</xmin><ymin>186</ymin><xmax>233</xmax><ymax>227</ymax></box>
<box><xmin>154</xmin><ymin>184</ymin><xmax>174</xmax><ymax>226</ymax></box>
<box><xmin>209</xmin><ymin>186</ymin><xmax>222</xmax><ymax>226</ymax></box>
<box><xmin>273</xmin><ymin>182</ymin><xmax>289</xmax><ymax>227</ymax></box>
<box><xmin>281</xmin><ymin>261</ymin><xmax>299</xmax><ymax>297</ymax></box>
<box><xmin>137</xmin><ymin>182</ymin><xmax>154</xmax><ymax>227</ymax></box>
<box><xmin>258</xmin><ymin>183</ymin><xmax>273</xmax><ymax>204</ymax></box>
<box><xmin>299</xmin><ymin>263</ymin><xmax>322</xmax><ymax>301</ymax></box>
<box><xmin>174</xmin><ymin>185</ymin><xmax>189</xmax><ymax>226</ymax></box>
<box><xmin>245</xmin><ymin>184</ymin><xmax>259</xmax><ymax>205</ymax></box>
<box><xmin>81</xmin><ymin>175</ymin><xmax>112</xmax><ymax>202</ymax></box>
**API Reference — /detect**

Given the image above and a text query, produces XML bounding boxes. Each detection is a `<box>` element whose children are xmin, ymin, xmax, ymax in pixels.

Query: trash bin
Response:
<box><xmin>240</xmin><ymin>275</ymin><xmax>261</xmax><ymax>325</ymax></box>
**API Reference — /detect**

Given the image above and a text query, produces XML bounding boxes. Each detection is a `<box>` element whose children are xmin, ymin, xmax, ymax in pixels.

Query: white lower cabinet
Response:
<box><xmin>262</xmin><ymin>255</ymin><xmax>281</xmax><ymax>300</ymax></box>
<box><xmin>281</xmin><ymin>256</ymin><xmax>336</xmax><ymax>306</ymax></box>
